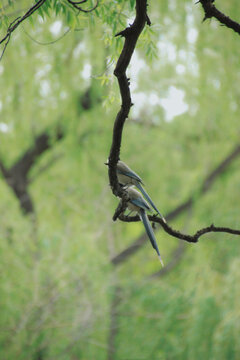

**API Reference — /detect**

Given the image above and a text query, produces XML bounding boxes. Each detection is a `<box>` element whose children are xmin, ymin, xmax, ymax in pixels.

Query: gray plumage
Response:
<box><xmin>126</xmin><ymin>187</ymin><xmax>164</xmax><ymax>266</ymax></box>
<box><xmin>117</xmin><ymin>160</ymin><xmax>166</xmax><ymax>222</ymax></box>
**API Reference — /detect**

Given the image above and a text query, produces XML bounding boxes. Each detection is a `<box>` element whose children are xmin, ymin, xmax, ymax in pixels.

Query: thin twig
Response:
<box><xmin>67</xmin><ymin>0</ymin><xmax>99</xmax><ymax>13</ymax></box>
<box><xmin>119</xmin><ymin>213</ymin><xmax>240</xmax><ymax>243</ymax></box>
<box><xmin>0</xmin><ymin>32</ymin><xmax>11</xmax><ymax>61</ymax></box>
<box><xmin>111</xmin><ymin>144</ymin><xmax>240</xmax><ymax>265</ymax></box>
<box><xmin>0</xmin><ymin>16</ymin><xmax>20</xmax><ymax>60</ymax></box>
<box><xmin>22</xmin><ymin>27</ymin><xmax>71</xmax><ymax>46</ymax></box>
<box><xmin>0</xmin><ymin>0</ymin><xmax>47</xmax><ymax>60</ymax></box>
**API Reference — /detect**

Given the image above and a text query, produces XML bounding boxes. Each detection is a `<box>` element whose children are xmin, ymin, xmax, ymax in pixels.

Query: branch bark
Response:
<box><xmin>108</xmin><ymin>0</ymin><xmax>151</xmax><ymax>197</ymax></box>
<box><xmin>119</xmin><ymin>213</ymin><xmax>240</xmax><ymax>243</ymax></box>
<box><xmin>111</xmin><ymin>144</ymin><xmax>240</xmax><ymax>265</ymax></box>
<box><xmin>10</xmin><ymin>128</ymin><xmax>63</xmax><ymax>179</ymax></box>
<box><xmin>199</xmin><ymin>0</ymin><xmax>240</xmax><ymax>35</ymax></box>
<box><xmin>0</xmin><ymin>0</ymin><xmax>98</xmax><ymax>60</ymax></box>
<box><xmin>67</xmin><ymin>0</ymin><xmax>99</xmax><ymax>13</ymax></box>
<box><xmin>0</xmin><ymin>127</ymin><xmax>64</xmax><ymax>214</ymax></box>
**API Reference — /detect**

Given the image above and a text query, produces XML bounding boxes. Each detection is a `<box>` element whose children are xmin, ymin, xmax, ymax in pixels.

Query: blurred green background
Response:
<box><xmin>0</xmin><ymin>1</ymin><xmax>240</xmax><ymax>359</ymax></box>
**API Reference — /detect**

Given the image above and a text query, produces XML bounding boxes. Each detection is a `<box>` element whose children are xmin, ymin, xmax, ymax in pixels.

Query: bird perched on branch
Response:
<box><xmin>126</xmin><ymin>187</ymin><xmax>164</xmax><ymax>266</ymax></box>
<box><xmin>117</xmin><ymin>160</ymin><xmax>166</xmax><ymax>222</ymax></box>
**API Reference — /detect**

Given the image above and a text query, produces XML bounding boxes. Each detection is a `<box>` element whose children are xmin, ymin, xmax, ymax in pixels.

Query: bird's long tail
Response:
<box><xmin>136</xmin><ymin>182</ymin><xmax>166</xmax><ymax>223</ymax></box>
<box><xmin>139</xmin><ymin>208</ymin><xmax>164</xmax><ymax>266</ymax></box>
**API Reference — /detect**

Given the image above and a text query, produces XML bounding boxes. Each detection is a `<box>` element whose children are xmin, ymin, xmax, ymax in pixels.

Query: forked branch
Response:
<box><xmin>66</xmin><ymin>0</ymin><xmax>98</xmax><ymax>13</ymax></box>
<box><xmin>119</xmin><ymin>213</ymin><xmax>240</xmax><ymax>243</ymax></box>
<box><xmin>108</xmin><ymin>1</ymin><xmax>240</xmax><ymax>256</ymax></box>
<box><xmin>0</xmin><ymin>0</ymin><xmax>47</xmax><ymax>60</ymax></box>
<box><xmin>198</xmin><ymin>0</ymin><xmax>240</xmax><ymax>34</ymax></box>
<box><xmin>0</xmin><ymin>0</ymin><xmax>98</xmax><ymax>60</ymax></box>
<box><xmin>111</xmin><ymin>142</ymin><xmax>240</xmax><ymax>265</ymax></box>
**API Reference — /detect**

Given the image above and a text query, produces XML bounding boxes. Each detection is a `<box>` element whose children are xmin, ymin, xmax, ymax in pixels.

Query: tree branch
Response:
<box><xmin>0</xmin><ymin>126</ymin><xmax>64</xmax><ymax>214</ymax></box>
<box><xmin>22</xmin><ymin>26</ymin><xmax>71</xmax><ymax>46</ymax></box>
<box><xmin>0</xmin><ymin>0</ymin><xmax>98</xmax><ymax>60</ymax></box>
<box><xmin>119</xmin><ymin>213</ymin><xmax>240</xmax><ymax>243</ymax></box>
<box><xmin>108</xmin><ymin>0</ymin><xmax>151</xmax><ymax>197</ymax></box>
<box><xmin>198</xmin><ymin>0</ymin><xmax>240</xmax><ymax>35</ymax></box>
<box><xmin>111</xmin><ymin>144</ymin><xmax>240</xmax><ymax>265</ymax></box>
<box><xmin>0</xmin><ymin>0</ymin><xmax>47</xmax><ymax>60</ymax></box>
<box><xmin>29</xmin><ymin>153</ymin><xmax>63</xmax><ymax>183</ymax></box>
<box><xmin>67</xmin><ymin>0</ymin><xmax>99</xmax><ymax>13</ymax></box>
<box><xmin>10</xmin><ymin>127</ymin><xmax>64</xmax><ymax>179</ymax></box>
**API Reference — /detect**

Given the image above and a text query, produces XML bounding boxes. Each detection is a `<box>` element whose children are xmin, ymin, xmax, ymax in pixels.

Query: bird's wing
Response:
<box><xmin>117</xmin><ymin>168</ymin><xmax>143</xmax><ymax>183</ymax></box>
<box><xmin>139</xmin><ymin>208</ymin><xmax>164</xmax><ymax>266</ymax></box>
<box><xmin>136</xmin><ymin>182</ymin><xmax>166</xmax><ymax>222</ymax></box>
<box><xmin>130</xmin><ymin>197</ymin><xmax>150</xmax><ymax>211</ymax></box>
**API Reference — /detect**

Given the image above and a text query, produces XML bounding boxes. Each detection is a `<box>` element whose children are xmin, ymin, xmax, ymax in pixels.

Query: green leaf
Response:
<box><xmin>130</xmin><ymin>0</ymin><xmax>135</xmax><ymax>10</ymax></box>
<box><xmin>67</xmin><ymin>11</ymin><xmax>76</xmax><ymax>29</ymax></box>
<box><xmin>41</xmin><ymin>2</ymin><xmax>51</xmax><ymax>18</ymax></box>
<box><xmin>55</xmin><ymin>3</ymin><xmax>62</xmax><ymax>16</ymax></box>
<box><xmin>37</xmin><ymin>7</ymin><xmax>45</xmax><ymax>20</ymax></box>
<box><xmin>1</xmin><ymin>14</ymin><xmax>9</xmax><ymax>30</ymax></box>
<box><xmin>28</xmin><ymin>15</ymin><xmax>35</xmax><ymax>28</ymax></box>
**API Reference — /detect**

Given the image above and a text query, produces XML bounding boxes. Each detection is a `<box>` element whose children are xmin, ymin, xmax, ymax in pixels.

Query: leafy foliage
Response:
<box><xmin>0</xmin><ymin>0</ymin><xmax>240</xmax><ymax>359</ymax></box>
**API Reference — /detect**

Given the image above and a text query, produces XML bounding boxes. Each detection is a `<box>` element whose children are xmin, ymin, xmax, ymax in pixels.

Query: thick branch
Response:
<box><xmin>0</xmin><ymin>127</ymin><xmax>64</xmax><ymax>214</ymax></box>
<box><xmin>108</xmin><ymin>0</ymin><xmax>150</xmax><ymax>197</ymax></box>
<box><xmin>29</xmin><ymin>153</ymin><xmax>63</xmax><ymax>183</ymax></box>
<box><xmin>111</xmin><ymin>144</ymin><xmax>240</xmax><ymax>265</ymax></box>
<box><xmin>0</xmin><ymin>160</ymin><xmax>8</xmax><ymax>178</ymax></box>
<box><xmin>199</xmin><ymin>0</ymin><xmax>240</xmax><ymax>35</ymax></box>
<box><xmin>10</xmin><ymin>127</ymin><xmax>63</xmax><ymax>179</ymax></box>
<box><xmin>201</xmin><ymin>144</ymin><xmax>240</xmax><ymax>193</ymax></box>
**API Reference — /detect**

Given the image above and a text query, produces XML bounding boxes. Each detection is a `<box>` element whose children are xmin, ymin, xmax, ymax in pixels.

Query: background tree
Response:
<box><xmin>0</xmin><ymin>1</ymin><xmax>240</xmax><ymax>359</ymax></box>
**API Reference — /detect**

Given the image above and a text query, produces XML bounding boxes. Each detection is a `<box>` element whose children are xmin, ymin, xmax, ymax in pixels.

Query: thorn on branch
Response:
<box><xmin>146</xmin><ymin>14</ymin><xmax>151</xmax><ymax>26</ymax></box>
<box><xmin>202</xmin><ymin>15</ymin><xmax>210</xmax><ymax>22</ymax></box>
<box><xmin>199</xmin><ymin>0</ymin><xmax>240</xmax><ymax>35</ymax></box>
<box><xmin>115</xmin><ymin>27</ymin><xmax>132</xmax><ymax>38</ymax></box>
